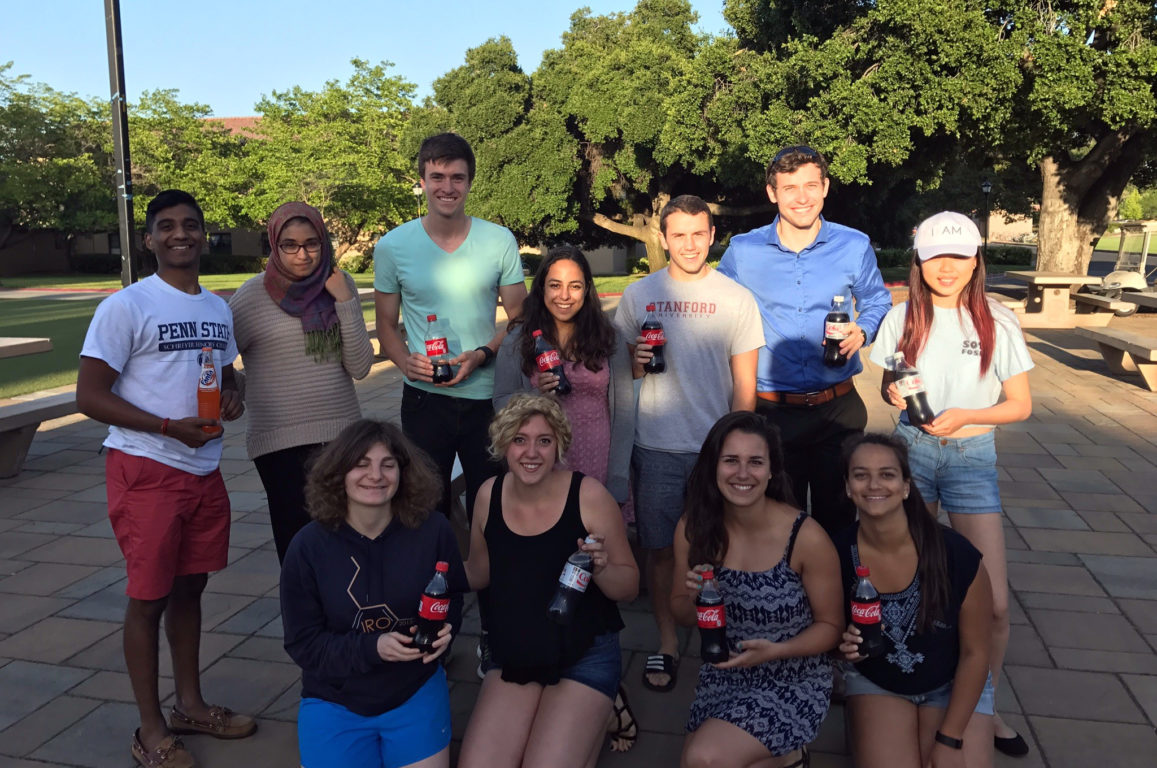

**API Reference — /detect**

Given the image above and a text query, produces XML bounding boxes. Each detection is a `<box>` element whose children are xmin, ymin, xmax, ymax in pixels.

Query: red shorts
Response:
<box><xmin>106</xmin><ymin>448</ymin><xmax>230</xmax><ymax>600</ymax></box>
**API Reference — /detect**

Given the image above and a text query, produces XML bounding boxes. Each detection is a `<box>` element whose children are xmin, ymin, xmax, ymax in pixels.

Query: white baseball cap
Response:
<box><xmin>913</xmin><ymin>211</ymin><xmax>982</xmax><ymax>261</ymax></box>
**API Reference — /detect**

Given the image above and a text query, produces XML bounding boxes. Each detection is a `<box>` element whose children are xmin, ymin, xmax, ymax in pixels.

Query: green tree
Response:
<box><xmin>246</xmin><ymin>59</ymin><xmax>416</xmax><ymax>257</ymax></box>
<box><xmin>0</xmin><ymin>63</ymin><xmax>115</xmax><ymax>249</ymax></box>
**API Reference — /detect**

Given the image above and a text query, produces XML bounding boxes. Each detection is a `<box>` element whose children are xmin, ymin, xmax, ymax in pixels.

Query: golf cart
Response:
<box><xmin>1086</xmin><ymin>220</ymin><xmax>1157</xmax><ymax>316</ymax></box>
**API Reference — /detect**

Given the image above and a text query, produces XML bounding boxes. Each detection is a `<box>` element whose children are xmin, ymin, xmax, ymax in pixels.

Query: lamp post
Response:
<box><xmin>980</xmin><ymin>179</ymin><xmax>992</xmax><ymax>260</ymax></box>
<box><xmin>411</xmin><ymin>182</ymin><xmax>423</xmax><ymax>218</ymax></box>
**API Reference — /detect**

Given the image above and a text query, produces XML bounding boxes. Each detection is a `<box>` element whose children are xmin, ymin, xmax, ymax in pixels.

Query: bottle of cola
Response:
<box><xmin>532</xmin><ymin>330</ymin><xmax>572</xmax><ymax>395</ymax></box>
<box><xmin>696</xmin><ymin>569</ymin><xmax>729</xmax><ymax>664</ymax></box>
<box><xmin>851</xmin><ymin>565</ymin><xmax>886</xmax><ymax>660</ymax></box>
<box><xmin>424</xmin><ymin>314</ymin><xmax>453</xmax><ymax>384</ymax></box>
<box><xmin>413</xmin><ymin>560</ymin><xmax>450</xmax><ymax>653</ymax></box>
<box><xmin>641</xmin><ymin>303</ymin><xmax>666</xmax><ymax>374</ymax></box>
<box><xmin>548</xmin><ymin>536</ymin><xmax>596</xmax><ymax>625</ymax></box>
<box><xmin>823</xmin><ymin>295</ymin><xmax>851</xmax><ymax>367</ymax></box>
<box><xmin>892</xmin><ymin>352</ymin><xmax>935</xmax><ymax>427</ymax></box>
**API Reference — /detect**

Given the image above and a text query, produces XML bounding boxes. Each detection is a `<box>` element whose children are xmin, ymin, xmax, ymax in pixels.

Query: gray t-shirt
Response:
<box><xmin>869</xmin><ymin>300</ymin><xmax>1033</xmax><ymax>427</ymax></box>
<box><xmin>613</xmin><ymin>268</ymin><xmax>765</xmax><ymax>452</ymax></box>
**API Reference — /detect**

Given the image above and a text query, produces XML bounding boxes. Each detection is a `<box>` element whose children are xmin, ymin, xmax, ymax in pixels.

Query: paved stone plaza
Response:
<box><xmin>2</xmin><ymin>308</ymin><xmax>1156</xmax><ymax>767</ymax></box>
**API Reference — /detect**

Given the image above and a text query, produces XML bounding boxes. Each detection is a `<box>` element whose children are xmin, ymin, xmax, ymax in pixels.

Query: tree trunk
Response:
<box><xmin>1035</xmin><ymin>129</ymin><xmax>1152</xmax><ymax>275</ymax></box>
<box><xmin>585</xmin><ymin>190</ymin><xmax>672</xmax><ymax>273</ymax></box>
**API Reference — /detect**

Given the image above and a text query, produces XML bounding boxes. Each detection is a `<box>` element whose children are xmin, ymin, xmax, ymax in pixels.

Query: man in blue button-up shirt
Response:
<box><xmin>719</xmin><ymin>146</ymin><xmax>892</xmax><ymax>534</ymax></box>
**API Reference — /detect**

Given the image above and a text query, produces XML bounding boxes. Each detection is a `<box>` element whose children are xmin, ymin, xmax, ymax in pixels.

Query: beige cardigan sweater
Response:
<box><xmin>229</xmin><ymin>272</ymin><xmax>375</xmax><ymax>459</ymax></box>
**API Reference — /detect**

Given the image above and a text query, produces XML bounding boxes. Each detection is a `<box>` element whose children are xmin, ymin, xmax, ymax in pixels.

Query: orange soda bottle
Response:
<box><xmin>197</xmin><ymin>347</ymin><xmax>222</xmax><ymax>435</ymax></box>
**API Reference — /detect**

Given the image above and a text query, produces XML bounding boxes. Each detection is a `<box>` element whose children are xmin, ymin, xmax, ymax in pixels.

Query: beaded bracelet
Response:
<box><xmin>160</xmin><ymin>418</ymin><xmax>170</xmax><ymax>436</ymax></box>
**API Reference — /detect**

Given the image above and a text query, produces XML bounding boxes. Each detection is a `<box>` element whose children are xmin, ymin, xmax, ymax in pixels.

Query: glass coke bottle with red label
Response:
<box><xmin>532</xmin><ymin>330</ymin><xmax>572</xmax><ymax>395</ymax></box>
<box><xmin>413</xmin><ymin>561</ymin><xmax>450</xmax><ymax>653</ymax></box>
<box><xmin>641</xmin><ymin>303</ymin><xmax>666</xmax><ymax>373</ymax></box>
<box><xmin>424</xmin><ymin>314</ymin><xmax>453</xmax><ymax>384</ymax></box>
<box><xmin>851</xmin><ymin>565</ymin><xmax>886</xmax><ymax>659</ymax></box>
<box><xmin>696</xmin><ymin>569</ymin><xmax>728</xmax><ymax>663</ymax></box>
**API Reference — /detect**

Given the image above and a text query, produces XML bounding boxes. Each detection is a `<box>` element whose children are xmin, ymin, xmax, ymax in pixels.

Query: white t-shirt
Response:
<box><xmin>869</xmin><ymin>299</ymin><xmax>1033</xmax><ymax>427</ymax></box>
<box><xmin>81</xmin><ymin>275</ymin><xmax>238</xmax><ymax>475</ymax></box>
<box><xmin>613</xmin><ymin>268</ymin><xmax>765</xmax><ymax>453</ymax></box>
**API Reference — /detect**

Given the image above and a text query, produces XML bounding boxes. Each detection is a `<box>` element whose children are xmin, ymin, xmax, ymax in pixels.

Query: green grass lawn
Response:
<box><xmin>1093</xmin><ymin>233</ymin><xmax>1151</xmax><ymax>253</ymax></box>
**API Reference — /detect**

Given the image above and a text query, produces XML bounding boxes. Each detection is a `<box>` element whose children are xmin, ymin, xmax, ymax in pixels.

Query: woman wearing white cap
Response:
<box><xmin>869</xmin><ymin>211</ymin><xmax>1034</xmax><ymax>758</ymax></box>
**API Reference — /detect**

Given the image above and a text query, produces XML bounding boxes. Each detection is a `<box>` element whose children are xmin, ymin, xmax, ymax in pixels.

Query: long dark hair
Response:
<box><xmin>683</xmin><ymin>412</ymin><xmax>795</xmax><ymax>568</ymax></box>
<box><xmin>306</xmin><ymin>420</ymin><xmax>442</xmax><ymax>530</ymax></box>
<box><xmin>842</xmin><ymin>433</ymin><xmax>949</xmax><ymax>633</ymax></box>
<box><xmin>900</xmin><ymin>248</ymin><xmax>996</xmax><ymax>375</ymax></box>
<box><xmin>510</xmin><ymin>246</ymin><xmax>617</xmax><ymax>376</ymax></box>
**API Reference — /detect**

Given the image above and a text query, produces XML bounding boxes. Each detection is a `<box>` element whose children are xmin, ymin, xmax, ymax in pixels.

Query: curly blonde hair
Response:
<box><xmin>305</xmin><ymin>420</ymin><xmax>442</xmax><ymax>529</ymax></box>
<box><xmin>488</xmin><ymin>393</ymin><xmax>573</xmax><ymax>463</ymax></box>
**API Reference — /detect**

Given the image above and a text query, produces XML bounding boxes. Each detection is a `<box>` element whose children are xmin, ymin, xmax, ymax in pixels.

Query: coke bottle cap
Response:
<box><xmin>435</xmin><ymin>561</ymin><xmax>449</xmax><ymax>572</ymax></box>
<box><xmin>427</xmin><ymin>314</ymin><xmax>437</xmax><ymax>321</ymax></box>
<box><xmin>856</xmin><ymin>565</ymin><xmax>870</xmax><ymax>577</ymax></box>
<box><xmin>646</xmin><ymin>303</ymin><xmax>655</xmax><ymax>311</ymax></box>
<box><xmin>833</xmin><ymin>295</ymin><xmax>842</xmax><ymax>302</ymax></box>
<box><xmin>532</xmin><ymin>329</ymin><xmax>543</xmax><ymax>337</ymax></box>
<box><xmin>701</xmin><ymin>568</ymin><xmax>714</xmax><ymax>580</ymax></box>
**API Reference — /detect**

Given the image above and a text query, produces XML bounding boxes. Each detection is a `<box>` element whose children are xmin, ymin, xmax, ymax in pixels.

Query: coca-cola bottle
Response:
<box><xmin>532</xmin><ymin>330</ymin><xmax>572</xmax><ymax>396</ymax></box>
<box><xmin>823</xmin><ymin>295</ymin><xmax>851</xmax><ymax>367</ymax></box>
<box><xmin>641</xmin><ymin>303</ymin><xmax>666</xmax><ymax>374</ymax></box>
<box><xmin>851</xmin><ymin>565</ymin><xmax>886</xmax><ymax>660</ymax></box>
<box><xmin>892</xmin><ymin>352</ymin><xmax>935</xmax><ymax>427</ymax></box>
<box><xmin>413</xmin><ymin>561</ymin><xmax>450</xmax><ymax>653</ymax></box>
<box><xmin>424</xmin><ymin>314</ymin><xmax>453</xmax><ymax>384</ymax></box>
<box><xmin>696</xmin><ymin>569</ymin><xmax>729</xmax><ymax>664</ymax></box>
<box><xmin>548</xmin><ymin>537</ymin><xmax>596</xmax><ymax>625</ymax></box>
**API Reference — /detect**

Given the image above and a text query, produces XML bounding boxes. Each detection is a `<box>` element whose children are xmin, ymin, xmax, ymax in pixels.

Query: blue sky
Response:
<box><xmin>4</xmin><ymin>0</ymin><xmax>729</xmax><ymax>117</ymax></box>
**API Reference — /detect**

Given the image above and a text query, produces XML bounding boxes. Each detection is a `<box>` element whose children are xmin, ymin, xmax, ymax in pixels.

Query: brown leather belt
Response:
<box><xmin>757</xmin><ymin>378</ymin><xmax>855</xmax><ymax>406</ymax></box>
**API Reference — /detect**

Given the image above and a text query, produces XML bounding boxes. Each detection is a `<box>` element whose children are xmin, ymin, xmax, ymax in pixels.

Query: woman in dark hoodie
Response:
<box><xmin>280</xmin><ymin>419</ymin><xmax>467</xmax><ymax>768</ymax></box>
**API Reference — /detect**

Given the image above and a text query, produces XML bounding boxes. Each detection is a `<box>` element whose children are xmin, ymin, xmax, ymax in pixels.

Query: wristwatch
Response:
<box><xmin>934</xmin><ymin>731</ymin><xmax>963</xmax><ymax>750</ymax></box>
<box><xmin>474</xmin><ymin>345</ymin><xmax>496</xmax><ymax>367</ymax></box>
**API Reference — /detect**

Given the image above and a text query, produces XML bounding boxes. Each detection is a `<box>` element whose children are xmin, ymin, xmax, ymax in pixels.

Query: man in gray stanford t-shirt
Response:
<box><xmin>612</xmin><ymin>195</ymin><xmax>764</xmax><ymax>693</ymax></box>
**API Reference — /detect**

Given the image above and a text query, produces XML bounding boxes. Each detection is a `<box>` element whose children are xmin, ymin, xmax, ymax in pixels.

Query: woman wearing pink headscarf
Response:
<box><xmin>230</xmin><ymin>202</ymin><xmax>375</xmax><ymax>563</ymax></box>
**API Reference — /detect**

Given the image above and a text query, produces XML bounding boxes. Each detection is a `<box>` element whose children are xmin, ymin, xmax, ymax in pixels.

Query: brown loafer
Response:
<box><xmin>132</xmin><ymin>729</ymin><xmax>195</xmax><ymax>768</ymax></box>
<box><xmin>169</xmin><ymin>705</ymin><xmax>257</xmax><ymax>740</ymax></box>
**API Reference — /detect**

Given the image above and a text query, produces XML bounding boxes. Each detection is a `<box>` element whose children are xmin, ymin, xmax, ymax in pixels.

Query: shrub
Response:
<box><xmin>875</xmin><ymin>248</ymin><xmax>912</xmax><ymax>269</ymax></box>
<box><xmin>200</xmin><ymin>253</ymin><xmax>265</xmax><ymax>274</ymax></box>
<box><xmin>338</xmin><ymin>250</ymin><xmax>373</xmax><ymax>273</ymax></box>
<box><xmin>985</xmin><ymin>246</ymin><xmax>1033</xmax><ymax>265</ymax></box>
<box><xmin>67</xmin><ymin>253</ymin><xmax>121</xmax><ymax>274</ymax></box>
<box><xmin>521</xmin><ymin>252</ymin><xmax>543</xmax><ymax>276</ymax></box>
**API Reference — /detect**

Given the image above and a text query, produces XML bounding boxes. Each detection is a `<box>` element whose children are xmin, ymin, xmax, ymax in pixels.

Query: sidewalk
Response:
<box><xmin>1</xmin><ymin>317</ymin><xmax>1156</xmax><ymax>767</ymax></box>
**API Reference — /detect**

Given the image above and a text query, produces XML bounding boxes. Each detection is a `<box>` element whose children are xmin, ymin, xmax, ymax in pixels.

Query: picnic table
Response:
<box><xmin>0</xmin><ymin>337</ymin><xmax>53</xmax><ymax>359</ymax></box>
<box><xmin>1004</xmin><ymin>272</ymin><xmax>1105</xmax><ymax>329</ymax></box>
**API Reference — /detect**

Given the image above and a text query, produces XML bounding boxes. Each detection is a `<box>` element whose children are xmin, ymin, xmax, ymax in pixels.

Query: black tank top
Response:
<box><xmin>484</xmin><ymin>471</ymin><xmax>624</xmax><ymax>685</ymax></box>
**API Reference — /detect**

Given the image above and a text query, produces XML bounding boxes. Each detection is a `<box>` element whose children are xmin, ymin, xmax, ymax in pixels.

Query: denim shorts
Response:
<box><xmin>482</xmin><ymin>631</ymin><xmax>622</xmax><ymax>700</ymax></box>
<box><xmin>842</xmin><ymin>663</ymin><xmax>995</xmax><ymax>715</ymax></box>
<box><xmin>298</xmin><ymin>667</ymin><xmax>450</xmax><ymax>768</ymax></box>
<box><xmin>631</xmin><ymin>446</ymin><xmax>698</xmax><ymax>549</ymax></box>
<box><xmin>894</xmin><ymin>422</ymin><xmax>1002</xmax><ymax>515</ymax></box>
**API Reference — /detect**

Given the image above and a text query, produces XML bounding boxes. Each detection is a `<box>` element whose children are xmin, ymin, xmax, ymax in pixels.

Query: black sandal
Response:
<box><xmin>642</xmin><ymin>653</ymin><xmax>678</xmax><ymax>692</ymax></box>
<box><xmin>606</xmin><ymin>684</ymin><xmax>638</xmax><ymax>753</ymax></box>
<box><xmin>782</xmin><ymin>745</ymin><xmax>809</xmax><ymax>768</ymax></box>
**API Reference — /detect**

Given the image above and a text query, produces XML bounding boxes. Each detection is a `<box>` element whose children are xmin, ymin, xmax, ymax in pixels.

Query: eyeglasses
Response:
<box><xmin>279</xmin><ymin>240</ymin><xmax>323</xmax><ymax>255</ymax></box>
<box><xmin>772</xmin><ymin>145</ymin><xmax>821</xmax><ymax>164</ymax></box>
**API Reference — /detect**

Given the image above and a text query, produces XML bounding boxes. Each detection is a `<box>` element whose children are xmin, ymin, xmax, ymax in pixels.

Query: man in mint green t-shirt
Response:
<box><xmin>374</xmin><ymin>133</ymin><xmax>527</xmax><ymax>526</ymax></box>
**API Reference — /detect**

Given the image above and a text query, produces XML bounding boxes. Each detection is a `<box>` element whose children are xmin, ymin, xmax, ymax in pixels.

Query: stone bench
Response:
<box><xmin>0</xmin><ymin>390</ymin><xmax>78</xmax><ymax>477</ymax></box>
<box><xmin>1075</xmin><ymin>328</ymin><xmax>1157</xmax><ymax>391</ymax></box>
<box><xmin>1074</xmin><ymin>292</ymin><xmax>1136</xmax><ymax>319</ymax></box>
<box><xmin>1122</xmin><ymin>291</ymin><xmax>1157</xmax><ymax>311</ymax></box>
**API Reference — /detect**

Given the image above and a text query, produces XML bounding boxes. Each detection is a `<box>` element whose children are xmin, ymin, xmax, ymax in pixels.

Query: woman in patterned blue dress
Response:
<box><xmin>671</xmin><ymin>412</ymin><xmax>843</xmax><ymax>768</ymax></box>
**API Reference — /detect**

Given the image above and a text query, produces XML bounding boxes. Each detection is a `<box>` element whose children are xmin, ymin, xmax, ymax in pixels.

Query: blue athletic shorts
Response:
<box><xmin>894</xmin><ymin>422</ymin><xmax>1002</xmax><ymax>515</ymax></box>
<box><xmin>481</xmin><ymin>631</ymin><xmax>622</xmax><ymax>700</ymax></box>
<box><xmin>842</xmin><ymin>663</ymin><xmax>995</xmax><ymax>715</ymax></box>
<box><xmin>631</xmin><ymin>446</ymin><xmax>698</xmax><ymax>550</ymax></box>
<box><xmin>298</xmin><ymin>667</ymin><xmax>451</xmax><ymax>768</ymax></box>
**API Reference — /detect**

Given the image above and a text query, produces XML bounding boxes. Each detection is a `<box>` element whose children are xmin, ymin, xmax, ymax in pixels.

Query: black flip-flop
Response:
<box><xmin>642</xmin><ymin>653</ymin><xmax>678</xmax><ymax>692</ymax></box>
<box><xmin>606</xmin><ymin>684</ymin><xmax>638</xmax><ymax>752</ymax></box>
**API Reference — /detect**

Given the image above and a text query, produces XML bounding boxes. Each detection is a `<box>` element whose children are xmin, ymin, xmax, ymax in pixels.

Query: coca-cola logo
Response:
<box><xmin>825</xmin><ymin>322</ymin><xmax>850</xmax><ymax>339</ymax></box>
<box><xmin>642</xmin><ymin>328</ymin><xmax>665</xmax><ymax>346</ymax></box>
<box><xmin>697</xmin><ymin>605</ymin><xmax>725</xmax><ymax>628</ymax></box>
<box><xmin>425</xmin><ymin>337</ymin><xmax>448</xmax><ymax>357</ymax></box>
<box><xmin>536</xmin><ymin>350</ymin><xmax>561</xmax><ymax>371</ymax></box>
<box><xmin>560</xmin><ymin>563</ymin><xmax>591</xmax><ymax>591</ymax></box>
<box><xmin>199</xmin><ymin>368</ymin><xmax>216</xmax><ymax>387</ymax></box>
<box><xmin>851</xmin><ymin>601</ymin><xmax>881</xmax><ymax>624</ymax></box>
<box><xmin>419</xmin><ymin>595</ymin><xmax>450</xmax><ymax>621</ymax></box>
<box><xmin>895</xmin><ymin>375</ymin><xmax>924</xmax><ymax>397</ymax></box>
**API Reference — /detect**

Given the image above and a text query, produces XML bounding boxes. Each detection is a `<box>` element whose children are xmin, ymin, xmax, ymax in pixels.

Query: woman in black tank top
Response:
<box><xmin>461</xmin><ymin>395</ymin><xmax>638</xmax><ymax>768</ymax></box>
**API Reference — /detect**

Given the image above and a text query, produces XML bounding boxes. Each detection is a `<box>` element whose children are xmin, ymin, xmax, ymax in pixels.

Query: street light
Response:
<box><xmin>411</xmin><ymin>182</ymin><xmax>423</xmax><ymax>218</ymax></box>
<box><xmin>980</xmin><ymin>179</ymin><xmax>993</xmax><ymax>260</ymax></box>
